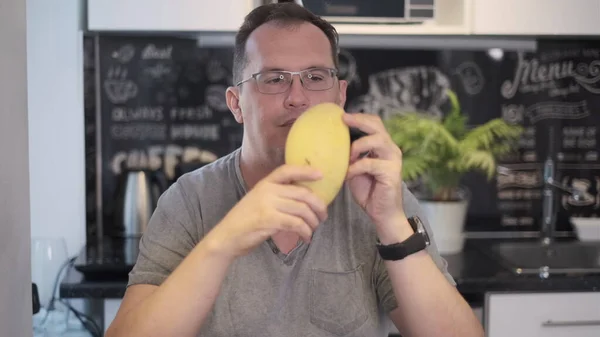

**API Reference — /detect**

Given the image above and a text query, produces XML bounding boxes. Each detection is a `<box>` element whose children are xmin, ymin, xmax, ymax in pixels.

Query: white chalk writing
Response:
<box><xmin>141</xmin><ymin>44</ymin><xmax>173</xmax><ymax>60</ymax></box>
<box><xmin>453</xmin><ymin>61</ymin><xmax>485</xmax><ymax>95</ymax></box>
<box><xmin>110</xmin><ymin>124</ymin><xmax>167</xmax><ymax>141</ymax></box>
<box><xmin>562</xmin><ymin>126</ymin><xmax>597</xmax><ymax>150</ymax></box>
<box><xmin>525</xmin><ymin>101</ymin><xmax>589</xmax><ymax>123</ymax></box>
<box><xmin>112</xmin><ymin>106</ymin><xmax>164</xmax><ymax>122</ymax></box>
<box><xmin>498</xmin><ymin>190</ymin><xmax>542</xmax><ymax>200</ymax></box>
<box><xmin>104</xmin><ymin>66</ymin><xmax>138</xmax><ymax>104</ymax></box>
<box><xmin>170</xmin><ymin>124</ymin><xmax>220</xmax><ymax>141</ymax></box>
<box><xmin>497</xmin><ymin>170</ymin><xmax>542</xmax><ymax>189</ymax></box>
<box><xmin>170</xmin><ymin>105</ymin><xmax>213</xmax><ymax>121</ymax></box>
<box><xmin>502</xmin><ymin>52</ymin><xmax>600</xmax><ymax>99</ymax></box>
<box><xmin>110</xmin><ymin>145</ymin><xmax>218</xmax><ymax>180</ymax></box>
<box><xmin>501</xmin><ymin>216</ymin><xmax>534</xmax><ymax>227</ymax></box>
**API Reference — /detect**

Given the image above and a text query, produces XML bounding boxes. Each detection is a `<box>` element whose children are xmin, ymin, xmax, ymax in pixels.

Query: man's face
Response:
<box><xmin>227</xmin><ymin>21</ymin><xmax>348</xmax><ymax>164</ymax></box>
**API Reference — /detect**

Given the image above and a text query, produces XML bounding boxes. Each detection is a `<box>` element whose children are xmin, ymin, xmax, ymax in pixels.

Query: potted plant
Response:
<box><xmin>384</xmin><ymin>89</ymin><xmax>523</xmax><ymax>254</ymax></box>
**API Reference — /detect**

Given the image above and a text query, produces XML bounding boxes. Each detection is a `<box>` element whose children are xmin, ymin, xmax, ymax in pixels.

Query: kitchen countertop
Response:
<box><xmin>60</xmin><ymin>238</ymin><xmax>600</xmax><ymax>305</ymax></box>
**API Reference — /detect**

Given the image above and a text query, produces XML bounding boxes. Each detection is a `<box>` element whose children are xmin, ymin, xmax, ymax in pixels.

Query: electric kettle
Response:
<box><xmin>112</xmin><ymin>168</ymin><xmax>169</xmax><ymax>237</ymax></box>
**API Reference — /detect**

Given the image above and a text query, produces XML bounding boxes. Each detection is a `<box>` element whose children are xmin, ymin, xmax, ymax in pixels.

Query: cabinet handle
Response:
<box><xmin>542</xmin><ymin>319</ymin><xmax>600</xmax><ymax>327</ymax></box>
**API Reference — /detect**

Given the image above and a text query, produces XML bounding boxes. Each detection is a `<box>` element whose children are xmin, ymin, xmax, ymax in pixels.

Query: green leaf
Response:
<box><xmin>461</xmin><ymin>150</ymin><xmax>497</xmax><ymax>179</ymax></box>
<box><xmin>460</xmin><ymin>118</ymin><xmax>523</xmax><ymax>153</ymax></box>
<box><xmin>402</xmin><ymin>156</ymin><xmax>431</xmax><ymax>182</ymax></box>
<box><xmin>384</xmin><ymin>92</ymin><xmax>523</xmax><ymax>200</ymax></box>
<box><xmin>443</xmin><ymin>89</ymin><xmax>467</xmax><ymax>138</ymax></box>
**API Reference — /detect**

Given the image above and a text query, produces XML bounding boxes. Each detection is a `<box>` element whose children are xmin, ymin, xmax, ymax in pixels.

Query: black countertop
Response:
<box><xmin>60</xmin><ymin>239</ymin><xmax>600</xmax><ymax>304</ymax></box>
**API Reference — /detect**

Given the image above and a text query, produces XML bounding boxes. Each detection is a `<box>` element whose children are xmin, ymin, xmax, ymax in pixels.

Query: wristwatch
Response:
<box><xmin>376</xmin><ymin>216</ymin><xmax>430</xmax><ymax>261</ymax></box>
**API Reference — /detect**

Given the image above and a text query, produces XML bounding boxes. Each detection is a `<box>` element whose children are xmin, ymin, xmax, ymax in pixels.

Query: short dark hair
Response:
<box><xmin>233</xmin><ymin>1</ymin><xmax>340</xmax><ymax>84</ymax></box>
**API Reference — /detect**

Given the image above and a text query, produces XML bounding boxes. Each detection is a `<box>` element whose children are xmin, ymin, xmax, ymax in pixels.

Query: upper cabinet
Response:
<box><xmin>87</xmin><ymin>0</ymin><xmax>258</xmax><ymax>32</ymax></box>
<box><xmin>472</xmin><ymin>0</ymin><xmax>600</xmax><ymax>36</ymax></box>
<box><xmin>313</xmin><ymin>0</ymin><xmax>472</xmax><ymax>36</ymax></box>
<box><xmin>86</xmin><ymin>0</ymin><xmax>600</xmax><ymax>36</ymax></box>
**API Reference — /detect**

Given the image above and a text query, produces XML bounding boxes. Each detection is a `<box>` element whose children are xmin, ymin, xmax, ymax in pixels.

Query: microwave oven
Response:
<box><xmin>292</xmin><ymin>0</ymin><xmax>436</xmax><ymax>24</ymax></box>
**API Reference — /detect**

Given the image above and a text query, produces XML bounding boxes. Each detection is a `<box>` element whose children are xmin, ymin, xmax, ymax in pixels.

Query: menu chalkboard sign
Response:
<box><xmin>496</xmin><ymin>40</ymin><xmax>600</xmax><ymax>232</ymax></box>
<box><xmin>96</xmin><ymin>35</ymin><xmax>242</xmax><ymax>230</ymax></box>
<box><xmin>337</xmin><ymin>43</ymin><xmax>600</xmax><ymax>234</ymax></box>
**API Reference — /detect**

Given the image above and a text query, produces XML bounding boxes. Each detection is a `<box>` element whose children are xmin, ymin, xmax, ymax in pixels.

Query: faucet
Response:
<box><xmin>497</xmin><ymin>127</ymin><xmax>593</xmax><ymax>245</ymax></box>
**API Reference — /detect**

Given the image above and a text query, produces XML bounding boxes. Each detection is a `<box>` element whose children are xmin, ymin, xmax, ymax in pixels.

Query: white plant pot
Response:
<box><xmin>419</xmin><ymin>199</ymin><xmax>469</xmax><ymax>255</ymax></box>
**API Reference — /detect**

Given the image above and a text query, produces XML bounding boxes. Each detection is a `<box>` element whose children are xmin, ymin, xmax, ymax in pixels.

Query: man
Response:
<box><xmin>106</xmin><ymin>2</ymin><xmax>484</xmax><ymax>337</ymax></box>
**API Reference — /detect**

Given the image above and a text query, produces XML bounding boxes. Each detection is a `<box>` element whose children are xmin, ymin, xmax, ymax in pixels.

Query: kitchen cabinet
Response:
<box><xmin>485</xmin><ymin>291</ymin><xmax>600</xmax><ymax>337</ymax></box>
<box><xmin>472</xmin><ymin>0</ymin><xmax>600</xmax><ymax>36</ymax></box>
<box><xmin>330</xmin><ymin>0</ymin><xmax>472</xmax><ymax>36</ymax></box>
<box><xmin>87</xmin><ymin>0</ymin><xmax>258</xmax><ymax>32</ymax></box>
<box><xmin>86</xmin><ymin>0</ymin><xmax>472</xmax><ymax>35</ymax></box>
<box><xmin>87</xmin><ymin>0</ymin><xmax>600</xmax><ymax>37</ymax></box>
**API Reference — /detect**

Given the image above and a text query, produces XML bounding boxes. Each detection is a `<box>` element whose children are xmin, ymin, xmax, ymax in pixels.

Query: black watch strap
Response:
<box><xmin>376</xmin><ymin>216</ymin><xmax>430</xmax><ymax>261</ymax></box>
<box><xmin>376</xmin><ymin>234</ymin><xmax>427</xmax><ymax>261</ymax></box>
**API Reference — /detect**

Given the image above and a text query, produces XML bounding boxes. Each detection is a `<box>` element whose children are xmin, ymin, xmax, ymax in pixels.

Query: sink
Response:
<box><xmin>487</xmin><ymin>241</ymin><xmax>600</xmax><ymax>276</ymax></box>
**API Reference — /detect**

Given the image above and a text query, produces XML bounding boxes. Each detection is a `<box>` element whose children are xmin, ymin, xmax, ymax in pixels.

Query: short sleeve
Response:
<box><xmin>127</xmin><ymin>180</ymin><xmax>201</xmax><ymax>287</ymax></box>
<box><xmin>374</xmin><ymin>184</ymin><xmax>456</xmax><ymax>313</ymax></box>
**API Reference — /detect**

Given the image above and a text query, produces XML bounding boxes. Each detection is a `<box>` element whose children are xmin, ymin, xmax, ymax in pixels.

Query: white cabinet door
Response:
<box><xmin>472</xmin><ymin>0</ymin><xmax>600</xmax><ymax>35</ymax></box>
<box><xmin>485</xmin><ymin>292</ymin><xmax>600</xmax><ymax>337</ymax></box>
<box><xmin>88</xmin><ymin>0</ymin><xmax>257</xmax><ymax>32</ymax></box>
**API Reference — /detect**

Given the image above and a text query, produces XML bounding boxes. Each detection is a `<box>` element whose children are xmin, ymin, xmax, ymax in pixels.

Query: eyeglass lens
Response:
<box><xmin>256</xmin><ymin>68</ymin><xmax>335</xmax><ymax>94</ymax></box>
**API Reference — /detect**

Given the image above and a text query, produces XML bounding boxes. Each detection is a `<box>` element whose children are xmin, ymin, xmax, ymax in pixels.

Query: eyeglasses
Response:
<box><xmin>236</xmin><ymin>67</ymin><xmax>338</xmax><ymax>94</ymax></box>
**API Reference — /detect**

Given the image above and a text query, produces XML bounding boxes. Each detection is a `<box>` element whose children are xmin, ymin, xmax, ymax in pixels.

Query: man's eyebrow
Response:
<box><xmin>259</xmin><ymin>67</ymin><xmax>285</xmax><ymax>72</ymax></box>
<box><xmin>258</xmin><ymin>65</ymin><xmax>332</xmax><ymax>73</ymax></box>
<box><xmin>304</xmin><ymin>65</ymin><xmax>332</xmax><ymax>70</ymax></box>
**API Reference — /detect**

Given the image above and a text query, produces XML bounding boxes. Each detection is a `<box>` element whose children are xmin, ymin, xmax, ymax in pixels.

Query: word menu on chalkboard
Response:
<box><xmin>95</xmin><ymin>35</ymin><xmax>242</xmax><ymax>229</ymax></box>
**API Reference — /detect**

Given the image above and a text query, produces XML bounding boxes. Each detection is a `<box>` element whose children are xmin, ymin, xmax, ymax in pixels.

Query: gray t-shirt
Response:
<box><xmin>128</xmin><ymin>148</ymin><xmax>455</xmax><ymax>337</ymax></box>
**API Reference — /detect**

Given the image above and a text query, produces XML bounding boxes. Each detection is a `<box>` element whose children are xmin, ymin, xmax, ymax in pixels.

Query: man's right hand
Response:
<box><xmin>206</xmin><ymin>164</ymin><xmax>328</xmax><ymax>259</ymax></box>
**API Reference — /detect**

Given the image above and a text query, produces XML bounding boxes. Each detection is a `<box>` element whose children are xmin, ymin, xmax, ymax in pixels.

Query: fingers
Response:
<box><xmin>273</xmin><ymin>211</ymin><xmax>314</xmax><ymax>243</ymax></box>
<box><xmin>273</xmin><ymin>185</ymin><xmax>328</xmax><ymax>243</ymax></box>
<box><xmin>278</xmin><ymin>185</ymin><xmax>328</xmax><ymax>223</ymax></box>
<box><xmin>275</xmin><ymin>198</ymin><xmax>321</xmax><ymax>231</ymax></box>
<box><xmin>350</xmin><ymin>133</ymin><xmax>400</xmax><ymax>162</ymax></box>
<box><xmin>268</xmin><ymin>164</ymin><xmax>323</xmax><ymax>184</ymax></box>
<box><xmin>250</xmin><ymin>164</ymin><xmax>329</xmax><ymax>245</ymax></box>
<box><xmin>342</xmin><ymin>112</ymin><xmax>385</xmax><ymax>135</ymax></box>
<box><xmin>347</xmin><ymin>158</ymin><xmax>401</xmax><ymax>185</ymax></box>
<box><xmin>343</xmin><ymin>113</ymin><xmax>401</xmax><ymax>161</ymax></box>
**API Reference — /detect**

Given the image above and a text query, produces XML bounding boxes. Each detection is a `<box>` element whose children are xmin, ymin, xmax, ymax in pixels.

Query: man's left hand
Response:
<box><xmin>343</xmin><ymin>112</ymin><xmax>412</xmax><ymax>242</ymax></box>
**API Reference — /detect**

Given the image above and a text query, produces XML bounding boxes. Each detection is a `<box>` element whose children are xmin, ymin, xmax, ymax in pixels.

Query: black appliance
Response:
<box><xmin>298</xmin><ymin>0</ymin><xmax>436</xmax><ymax>24</ymax></box>
<box><xmin>109</xmin><ymin>168</ymin><xmax>169</xmax><ymax>238</ymax></box>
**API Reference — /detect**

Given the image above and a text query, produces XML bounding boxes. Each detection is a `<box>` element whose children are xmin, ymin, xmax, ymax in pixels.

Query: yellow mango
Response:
<box><xmin>285</xmin><ymin>102</ymin><xmax>350</xmax><ymax>205</ymax></box>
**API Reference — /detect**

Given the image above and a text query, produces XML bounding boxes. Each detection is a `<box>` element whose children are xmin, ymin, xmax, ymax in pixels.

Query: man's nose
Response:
<box><xmin>284</xmin><ymin>75</ymin><xmax>309</xmax><ymax>110</ymax></box>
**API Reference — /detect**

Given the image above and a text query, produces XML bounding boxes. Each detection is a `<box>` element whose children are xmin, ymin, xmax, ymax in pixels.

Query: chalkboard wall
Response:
<box><xmin>84</xmin><ymin>34</ymin><xmax>600</xmax><ymax>241</ymax></box>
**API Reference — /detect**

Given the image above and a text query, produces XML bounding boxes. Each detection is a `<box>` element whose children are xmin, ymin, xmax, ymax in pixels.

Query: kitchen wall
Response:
<box><xmin>84</xmin><ymin>34</ymin><xmax>600</xmax><ymax>242</ymax></box>
<box><xmin>0</xmin><ymin>0</ymin><xmax>32</xmax><ymax>336</ymax></box>
<box><xmin>27</xmin><ymin>0</ymin><xmax>86</xmax><ymax>258</ymax></box>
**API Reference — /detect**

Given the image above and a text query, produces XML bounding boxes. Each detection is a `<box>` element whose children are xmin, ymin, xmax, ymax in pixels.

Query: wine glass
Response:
<box><xmin>31</xmin><ymin>237</ymin><xmax>69</xmax><ymax>334</ymax></box>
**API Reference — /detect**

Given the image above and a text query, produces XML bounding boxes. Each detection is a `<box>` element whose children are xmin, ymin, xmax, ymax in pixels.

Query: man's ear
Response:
<box><xmin>338</xmin><ymin>79</ymin><xmax>348</xmax><ymax>108</ymax></box>
<box><xmin>226</xmin><ymin>86</ymin><xmax>243</xmax><ymax>124</ymax></box>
